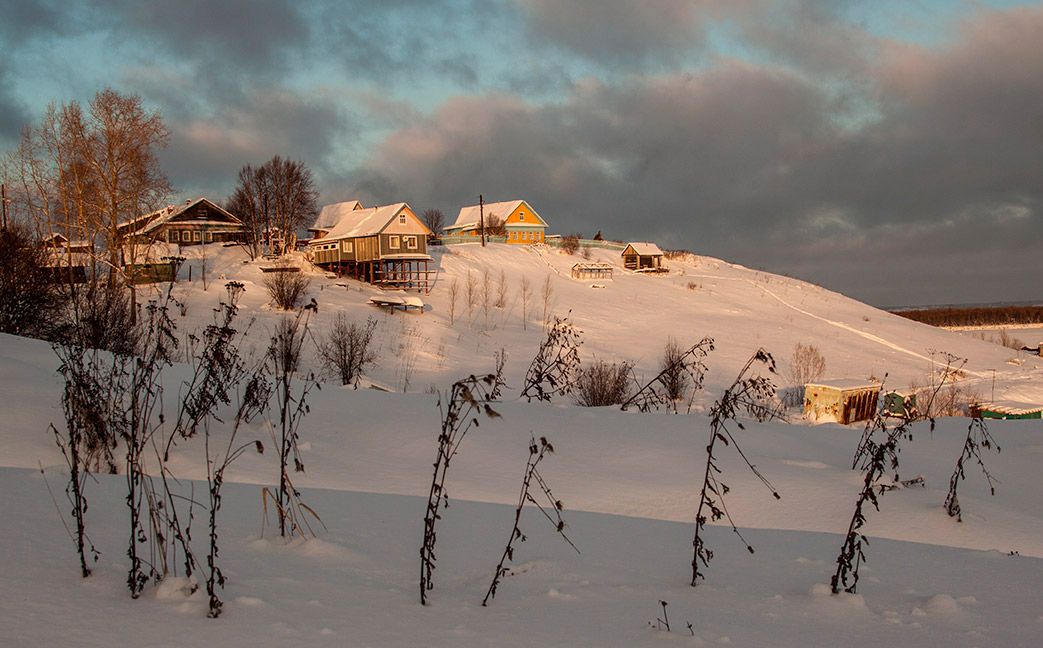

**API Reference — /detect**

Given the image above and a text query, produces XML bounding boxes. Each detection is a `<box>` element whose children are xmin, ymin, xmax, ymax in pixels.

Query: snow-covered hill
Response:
<box><xmin>1</xmin><ymin>242</ymin><xmax>1040</xmax><ymax>647</ymax></box>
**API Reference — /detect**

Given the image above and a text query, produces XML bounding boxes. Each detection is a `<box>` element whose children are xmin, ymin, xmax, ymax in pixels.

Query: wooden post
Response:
<box><xmin>479</xmin><ymin>194</ymin><xmax>485</xmax><ymax>247</ymax></box>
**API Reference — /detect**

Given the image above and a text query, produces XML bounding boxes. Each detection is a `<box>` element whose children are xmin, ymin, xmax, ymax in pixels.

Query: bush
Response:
<box><xmin>560</xmin><ymin>234</ymin><xmax>580</xmax><ymax>255</ymax></box>
<box><xmin>317</xmin><ymin>315</ymin><xmax>378</xmax><ymax>387</ymax></box>
<box><xmin>659</xmin><ymin>338</ymin><xmax>690</xmax><ymax>401</ymax></box>
<box><xmin>0</xmin><ymin>225</ymin><xmax>66</xmax><ymax>339</ymax></box>
<box><xmin>66</xmin><ymin>280</ymin><xmax>140</xmax><ymax>356</ymax></box>
<box><xmin>263</xmin><ymin>265</ymin><xmax>311</xmax><ymax>310</ymax></box>
<box><xmin>571</xmin><ymin>359</ymin><xmax>633</xmax><ymax>407</ymax></box>
<box><xmin>787</xmin><ymin>342</ymin><xmax>826</xmax><ymax>387</ymax></box>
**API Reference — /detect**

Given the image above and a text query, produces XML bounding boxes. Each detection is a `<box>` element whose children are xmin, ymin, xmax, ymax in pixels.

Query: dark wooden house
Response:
<box><xmin>120</xmin><ymin>198</ymin><xmax>246</xmax><ymax>246</ymax></box>
<box><xmin>308</xmin><ymin>202</ymin><xmax>433</xmax><ymax>293</ymax></box>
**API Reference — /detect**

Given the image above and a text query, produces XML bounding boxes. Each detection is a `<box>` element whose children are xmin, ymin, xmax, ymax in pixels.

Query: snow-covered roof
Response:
<box><xmin>622</xmin><ymin>242</ymin><xmax>664</xmax><ymax>256</ymax></box>
<box><xmin>317</xmin><ymin>203</ymin><xmax>429</xmax><ymax>242</ymax></box>
<box><xmin>450</xmin><ymin>200</ymin><xmax>545</xmax><ymax>230</ymax></box>
<box><xmin>978</xmin><ymin>400</ymin><xmax>1043</xmax><ymax>415</ymax></box>
<box><xmin>121</xmin><ymin>198</ymin><xmax>241</xmax><ymax>234</ymax></box>
<box><xmin>805</xmin><ymin>379</ymin><xmax>881</xmax><ymax>392</ymax></box>
<box><xmin>311</xmin><ymin>200</ymin><xmax>363</xmax><ymax>232</ymax></box>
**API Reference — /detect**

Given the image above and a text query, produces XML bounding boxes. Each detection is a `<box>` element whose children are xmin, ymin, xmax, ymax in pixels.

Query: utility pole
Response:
<box><xmin>479</xmin><ymin>194</ymin><xmax>485</xmax><ymax>247</ymax></box>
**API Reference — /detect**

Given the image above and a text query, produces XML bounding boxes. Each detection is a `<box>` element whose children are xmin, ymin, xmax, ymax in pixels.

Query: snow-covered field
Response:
<box><xmin>1</xmin><ymin>243</ymin><xmax>1040</xmax><ymax>646</ymax></box>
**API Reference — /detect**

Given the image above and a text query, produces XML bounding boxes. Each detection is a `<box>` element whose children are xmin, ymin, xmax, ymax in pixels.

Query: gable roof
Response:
<box><xmin>311</xmin><ymin>200</ymin><xmax>363</xmax><ymax>232</ymax></box>
<box><xmin>319</xmin><ymin>203</ymin><xmax>430</xmax><ymax>242</ymax></box>
<box><xmin>622</xmin><ymin>242</ymin><xmax>664</xmax><ymax>257</ymax></box>
<box><xmin>450</xmin><ymin>200</ymin><xmax>546</xmax><ymax>230</ymax></box>
<box><xmin>121</xmin><ymin>198</ymin><xmax>242</xmax><ymax>235</ymax></box>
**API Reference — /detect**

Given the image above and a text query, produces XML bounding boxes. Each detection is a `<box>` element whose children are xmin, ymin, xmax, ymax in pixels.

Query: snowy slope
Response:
<box><xmin>1</xmin><ymin>243</ymin><xmax>1041</xmax><ymax>646</ymax></box>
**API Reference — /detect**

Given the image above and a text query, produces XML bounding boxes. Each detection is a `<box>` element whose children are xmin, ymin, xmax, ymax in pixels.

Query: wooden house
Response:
<box><xmin>883</xmin><ymin>390</ymin><xmax>918</xmax><ymax>419</ymax></box>
<box><xmin>621</xmin><ymin>242</ymin><xmax>665</xmax><ymax>272</ymax></box>
<box><xmin>446</xmin><ymin>200</ymin><xmax>547</xmax><ymax>244</ymax></box>
<box><xmin>40</xmin><ymin>233</ymin><xmax>90</xmax><ymax>283</ymax></box>
<box><xmin>803</xmin><ymin>380</ymin><xmax>881</xmax><ymax>424</ymax></box>
<box><xmin>308</xmin><ymin>202</ymin><xmax>433</xmax><ymax>293</ymax></box>
<box><xmin>120</xmin><ymin>198</ymin><xmax>246</xmax><ymax>246</ymax></box>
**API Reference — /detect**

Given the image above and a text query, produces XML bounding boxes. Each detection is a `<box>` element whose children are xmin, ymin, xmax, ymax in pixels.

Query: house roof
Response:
<box><xmin>318</xmin><ymin>203</ymin><xmax>430</xmax><ymax>242</ymax></box>
<box><xmin>121</xmin><ymin>198</ymin><xmax>242</xmax><ymax>235</ymax></box>
<box><xmin>311</xmin><ymin>200</ymin><xmax>363</xmax><ymax>232</ymax></box>
<box><xmin>450</xmin><ymin>200</ymin><xmax>546</xmax><ymax>230</ymax></box>
<box><xmin>622</xmin><ymin>242</ymin><xmax>664</xmax><ymax>256</ymax></box>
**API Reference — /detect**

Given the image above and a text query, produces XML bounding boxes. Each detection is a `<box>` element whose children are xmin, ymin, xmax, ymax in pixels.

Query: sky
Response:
<box><xmin>1</xmin><ymin>0</ymin><xmax>1041</xmax><ymax>308</ymax></box>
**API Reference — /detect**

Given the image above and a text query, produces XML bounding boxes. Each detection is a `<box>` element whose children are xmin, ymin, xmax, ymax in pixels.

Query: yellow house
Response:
<box><xmin>446</xmin><ymin>200</ymin><xmax>547</xmax><ymax>244</ymax></box>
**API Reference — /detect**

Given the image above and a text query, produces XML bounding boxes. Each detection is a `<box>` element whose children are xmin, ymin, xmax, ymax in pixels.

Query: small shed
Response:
<box><xmin>571</xmin><ymin>262</ymin><xmax>613</xmax><ymax>280</ymax></box>
<box><xmin>969</xmin><ymin>401</ymin><xmax>1043</xmax><ymax>420</ymax></box>
<box><xmin>621</xmin><ymin>242</ymin><xmax>665</xmax><ymax>272</ymax></box>
<box><xmin>803</xmin><ymin>380</ymin><xmax>881</xmax><ymax>424</ymax></box>
<box><xmin>883</xmin><ymin>390</ymin><xmax>917</xmax><ymax>419</ymax></box>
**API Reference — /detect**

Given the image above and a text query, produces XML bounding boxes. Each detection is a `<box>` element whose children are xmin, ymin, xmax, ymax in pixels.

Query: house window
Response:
<box><xmin>204</xmin><ymin>231</ymin><xmax>213</xmax><ymax>242</ymax></box>
<box><xmin>399</xmin><ymin>214</ymin><xmax>406</xmax><ymax>225</ymax></box>
<box><xmin>342</xmin><ymin>240</ymin><xmax>353</xmax><ymax>253</ymax></box>
<box><xmin>199</xmin><ymin>207</ymin><xmax>209</xmax><ymax>219</ymax></box>
<box><xmin>519</xmin><ymin>212</ymin><xmax>525</xmax><ymax>221</ymax></box>
<box><xmin>389</xmin><ymin>235</ymin><xmax>400</xmax><ymax>249</ymax></box>
<box><xmin>193</xmin><ymin>231</ymin><xmax>201</xmax><ymax>242</ymax></box>
<box><xmin>406</xmin><ymin>235</ymin><xmax>417</xmax><ymax>249</ymax></box>
<box><xmin>512</xmin><ymin>231</ymin><xmax>517</xmax><ymax>240</ymax></box>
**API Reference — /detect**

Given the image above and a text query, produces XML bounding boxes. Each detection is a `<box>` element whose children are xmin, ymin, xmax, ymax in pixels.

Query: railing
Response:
<box><xmin>546</xmin><ymin>238</ymin><xmax>626</xmax><ymax>251</ymax></box>
<box><xmin>436</xmin><ymin>234</ymin><xmax>625</xmax><ymax>250</ymax></box>
<box><xmin>437</xmin><ymin>234</ymin><xmax>507</xmax><ymax>245</ymax></box>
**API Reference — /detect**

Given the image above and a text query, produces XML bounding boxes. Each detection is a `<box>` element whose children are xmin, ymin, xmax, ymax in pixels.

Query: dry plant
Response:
<box><xmin>420</xmin><ymin>371</ymin><xmax>506</xmax><ymax>605</ymax></box>
<box><xmin>786</xmin><ymin>342</ymin><xmax>826</xmax><ymax>388</ymax></box>
<box><xmin>691</xmin><ymin>349</ymin><xmax>782</xmax><ymax>586</ymax></box>
<box><xmin>622</xmin><ymin>337</ymin><xmax>714</xmax><ymax>413</ymax></box>
<box><xmin>495</xmin><ymin>269</ymin><xmax>508</xmax><ymax>309</ymax></box>
<box><xmin>395</xmin><ymin>321</ymin><xmax>427</xmax><ymax>391</ymax></box>
<box><xmin>943</xmin><ymin>417</ymin><xmax>1000</xmax><ymax>522</ymax></box>
<box><xmin>482</xmin><ymin>435</ymin><xmax>578</xmax><ymax>605</ymax></box>
<box><xmin>521</xmin><ymin>315</ymin><xmax>582</xmax><ymax>402</ymax></box>
<box><xmin>481</xmin><ymin>269</ymin><xmax>491</xmax><ymax>331</ymax></box>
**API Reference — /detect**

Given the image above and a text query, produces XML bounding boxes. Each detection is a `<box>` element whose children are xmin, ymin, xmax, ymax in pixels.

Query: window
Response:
<box><xmin>406</xmin><ymin>235</ymin><xmax>417</xmax><ymax>249</ymax></box>
<box><xmin>389</xmin><ymin>235</ymin><xmax>400</xmax><ymax>249</ymax></box>
<box><xmin>519</xmin><ymin>212</ymin><xmax>525</xmax><ymax>221</ymax></box>
<box><xmin>512</xmin><ymin>231</ymin><xmax>517</xmax><ymax>240</ymax></box>
<box><xmin>342</xmin><ymin>240</ymin><xmax>353</xmax><ymax>253</ymax></box>
<box><xmin>193</xmin><ymin>231</ymin><xmax>201</xmax><ymax>242</ymax></box>
<box><xmin>399</xmin><ymin>214</ymin><xmax>406</xmax><ymax>225</ymax></box>
<box><xmin>204</xmin><ymin>231</ymin><xmax>213</xmax><ymax>242</ymax></box>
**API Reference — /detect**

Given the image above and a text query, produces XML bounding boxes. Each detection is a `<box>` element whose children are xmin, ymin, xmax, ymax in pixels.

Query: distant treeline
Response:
<box><xmin>892</xmin><ymin>305</ymin><xmax>1043</xmax><ymax>328</ymax></box>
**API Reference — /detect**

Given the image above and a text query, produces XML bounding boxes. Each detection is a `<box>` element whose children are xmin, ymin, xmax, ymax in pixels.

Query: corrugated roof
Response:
<box><xmin>318</xmin><ymin>203</ymin><xmax>429</xmax><ymax>242</ymax></box>
<box><xmin>805</xmin><ymin>379</ymin><xmax>881</xmax><ymax>391</ymax></box>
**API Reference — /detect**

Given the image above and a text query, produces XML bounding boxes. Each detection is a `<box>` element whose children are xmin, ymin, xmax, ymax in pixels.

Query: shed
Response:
<box><xmin>621</xmin><ymin>242</ymin><xmax>665</xmax><ymax>272</ymax></box>
<box><xmin>969</xmin><ymin>401</ymin><xmax>1043</xmax><ymax>420</ymax></box>
<box><xmin>882</xmin><ymin>390</ymin><xmax>917</xmax><ymax>419</ymax></box>
<box><xmin>803</xmin><ymin>380</ymin><xmax>881</xmax><ymax>424</ymax></box>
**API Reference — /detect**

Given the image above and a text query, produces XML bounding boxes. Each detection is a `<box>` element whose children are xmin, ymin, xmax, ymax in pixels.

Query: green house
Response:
<box><xmin>883</xmin><ymin>390</ymin><xmax>917</xmax><ymax>419</ymax></box>
<box><xmin>971</xmin><ymin>401</ymin><xmax>1043</xmax><ymax>420</ymax></box>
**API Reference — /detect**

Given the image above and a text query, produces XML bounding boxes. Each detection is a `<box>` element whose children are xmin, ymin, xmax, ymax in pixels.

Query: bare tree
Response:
<box><xmin>495</xmin><ymin>269</ymin><xmax>508</xmax><ymax>309</ymax></box>
<box><xmin>787</xmin><ymin>342</ymin><xmax>826</xmax><ymax>387</ymax></box>
<box><xmin>480</xmin><ymin>269</ymin><xmax>491</xmax><ymax>331</ymax></box>
<box><xmin>77</xmin><ymin>88</ymin><xmax>171</xmax><ymax>285</ymax></box>
<box><xmin>540</xmin><ymin>274</ymin><xmax>553</xmax><ymax>329</ymax></box>
<box><xmin>422</xmin><ymin>208</ymin><xmax>445</xmax><ymax>239</ymax></box>
<box><xmin>465</xmin><ymin>270</ymin><xmax>477</xmax><ymax>327</ymax></box>
<box><xmin>227</xmin><ymin>156</ymin><xmax>317</xmax><ymax>256</ymax></box>
<box><xmin>485</xmin><ymin>214</ymin><xmax>507</xmax><ymax>236</ymax></box>
<box><xmin>448</xmin><ymin>277</ymin><xmax>459</xmax><ymax>326</ymax></box>
<box><xmin>520</xmin><ymin>275</ymin><xmax>532</xmax><ymax>331</ymax></box>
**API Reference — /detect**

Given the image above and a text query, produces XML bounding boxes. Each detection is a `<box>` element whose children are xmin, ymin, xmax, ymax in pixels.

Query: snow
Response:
<box><xmin>1</xmin><ymin>241</ymin><xmax>1041</xmax><ymax>646</ymax></box>
<box><xmin>623</xmin><ymin>242</ymin><xmax>664</xmax><ymax>256</ymax></box>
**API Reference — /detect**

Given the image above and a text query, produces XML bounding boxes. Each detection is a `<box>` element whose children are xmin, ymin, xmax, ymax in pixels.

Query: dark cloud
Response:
<box><xmin>516</xmin><ymin>0</ymin><xmax>719</xmax><ymax>68</ymax></box>
<box><xmin>0</xmin><ymin>63</ymin><xmax>29</xmax><ymax>145</ymax></box>
<box><xmin>90</xmin><ymin>0</ymin><xmax>311</xmax><ymax>75</ymax></box>
<box><xmin>159</xmin><ymin>87</ymin><xmax>351</xmax><ymax>200</ymax></box>
<box><xmin>0</xmin><ymin>0</ymin><xmax>76</xmax><ymax>45</ymax></box>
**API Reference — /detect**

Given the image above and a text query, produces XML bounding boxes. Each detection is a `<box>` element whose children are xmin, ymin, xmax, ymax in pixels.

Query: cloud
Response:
<box><xmin>0</xmin><ymin>63</ymin><xmax>29</xmax><ymax>145</ymax></box>
<box><xmin>516</xmin><ymin>0</ymin><xmax>720</xmax><ymax>68</ymax></box>
<box><xmin>159</xmin><ymin>87</ymin><xmax>351</xmax><ymax>199</ymax></box>
<box><xmin>0</xmin><ymin>0</ymin><xmax>76</xmax><ymax>45</ymax></box>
